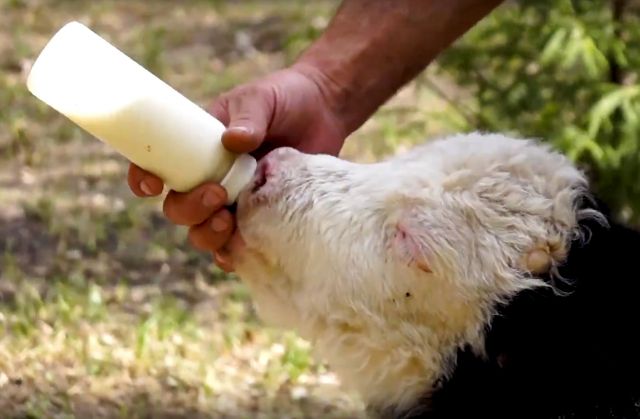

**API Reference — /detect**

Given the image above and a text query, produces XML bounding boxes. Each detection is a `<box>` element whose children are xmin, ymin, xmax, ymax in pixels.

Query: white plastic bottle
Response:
<box><xmin>26</xmin><ymin>21</ymin><xmax>257</xmax><ymax>204</ymax></box>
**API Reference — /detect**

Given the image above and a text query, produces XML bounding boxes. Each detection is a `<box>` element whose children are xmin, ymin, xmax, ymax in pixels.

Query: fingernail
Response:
<box><xmin>211</xmin><ymin>217</ymin><xmax>228</xmax><ymax>232</ymax></box>
<box><xmin>228</xmin><ymin>126</ymin><xmax>251</xmax><ymax>135</ymax></box>
<box><xmin>214</xmin><ymin>252</ymin><xmax>231</xmax><ymax>271</ymax></box>
<box><xmin>214</xmin><ymin>251</ymin><xmax>227</xmax><ymax>264</ymax></box>
<box><xmin>202</xmin><ymin>189</ymin><xmax>222</xmax><ymax>208</ymax></box>
<box><xmin>226</xmin><ymin>126</ymin><xmax>255</xmax><ymax>142</ymax></box>
<box><xmin>140</xmin><ymin>180</ymin><xmax>153</xmax><ymax>196</ymax></box>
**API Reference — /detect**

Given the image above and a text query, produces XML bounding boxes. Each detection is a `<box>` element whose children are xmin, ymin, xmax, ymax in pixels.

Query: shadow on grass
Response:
<box><xmin>1</xmin><ymin>386</ymin><xmax>364</xmax><ymax>418</ymax></box>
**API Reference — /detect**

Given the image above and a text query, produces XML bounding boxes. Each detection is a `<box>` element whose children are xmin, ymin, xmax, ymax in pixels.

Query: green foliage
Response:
<box><xmin>139</xmin><ymin>26</ymin><xmax>167</xmax><ymax>77</ymax></box>
<box><xmin>435</xmin><ymin>0</ymin><xmax>640</xmax><ymax>222</ymax></box>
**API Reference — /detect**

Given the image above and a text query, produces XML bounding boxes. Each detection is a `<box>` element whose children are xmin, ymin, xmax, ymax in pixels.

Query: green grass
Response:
<box><xmin>0</xmin><ymin>0</ymin><xmax>459</xmax><ymax>417</ymax></box>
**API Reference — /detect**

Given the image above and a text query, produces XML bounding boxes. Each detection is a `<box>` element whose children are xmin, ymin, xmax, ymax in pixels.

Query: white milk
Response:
<box><xmin>27</xmin><ymin>21</ymin><xmax>256</xmax><ymax>203</ymax></box>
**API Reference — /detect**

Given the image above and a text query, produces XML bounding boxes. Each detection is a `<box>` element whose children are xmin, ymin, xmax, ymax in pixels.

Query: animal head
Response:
<box><xmin>233</xmin><ymin>132</ymin><xmax>602</xmax><ymax>415</ymax></box>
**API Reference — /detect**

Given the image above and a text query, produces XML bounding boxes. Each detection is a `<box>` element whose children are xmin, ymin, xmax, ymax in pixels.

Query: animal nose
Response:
<box><xmin>260</xmin><ymin>147</ymin><xmax>300</xmax><ymax>172</ymax></box>
<box><xmin>251</xmin><ymin>159</ymin><xmax>271</xmax><ymax>193</ymax></box>
<box><xmin>250</xmin><ymin>147</ymin><xmax>299</xmax><ymax>194</ymax></box>
<box><xmin>267</xmin><ymin>147</ymin><xmax>300</xmax><ymax>162</ymax></box>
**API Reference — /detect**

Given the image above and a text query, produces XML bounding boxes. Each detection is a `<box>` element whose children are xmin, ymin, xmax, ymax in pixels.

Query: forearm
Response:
<box><xmin>293</xmin><ymin>0</ymin><xmax>505</xmax><ymax>135</ymax></box>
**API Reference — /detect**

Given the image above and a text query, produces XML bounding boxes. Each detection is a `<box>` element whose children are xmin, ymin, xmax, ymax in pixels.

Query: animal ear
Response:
<box><xmin>390</xmin><ymin>216</ymin><xmax>434</xmax><ymax>274</ymax></box>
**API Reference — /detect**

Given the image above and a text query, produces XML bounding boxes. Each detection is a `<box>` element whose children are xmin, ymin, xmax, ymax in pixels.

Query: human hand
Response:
<box><xmin>127</xmin><ymin>65</ymin><xmax>348</xmax><ymax>272</ymax></box>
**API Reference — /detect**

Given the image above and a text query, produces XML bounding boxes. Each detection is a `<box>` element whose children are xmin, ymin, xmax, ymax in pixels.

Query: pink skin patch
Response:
<box><xmin>244</xmin><ymin>148</ymin><xmax>305</xmax><ymax>209</ymax></box>
<box><xmin>393</xmin><ymin>222</ymin><xmax>433</xmax><ymax>273</ymax></box>
<box><xmin>246</xmin><ymin>147</ymin><xmax>297</xmax><ymax>203</ymax></box>
<box><xmin>251</xmin><ymin>159</ymin><xmax>271</xmax><ymax>194</ymax></box>
<box><xmin>244</xmin><ymin>158</ymin><xmax>277</xmax><ymax>207</ymax></box>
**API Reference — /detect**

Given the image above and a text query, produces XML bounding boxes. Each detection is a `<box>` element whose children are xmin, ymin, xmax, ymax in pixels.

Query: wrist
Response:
<box><xmin>290</xmin><ymin>59</ymin><xmax>356</xmax><ymax>135</ymax></box>
<box><xmin>293</xmin><ymin>37</ymin><xmax>389</xmax><ymax>137</ymax></box>
<box><xmin>290</xmin><ymin>0</ymin><xmax>506</xmax><ymax>138</ymax></box>
<box><xmin>290</xmin><ymin>3</ymin><xmax>427</xmax><ymax>136</ymax></box>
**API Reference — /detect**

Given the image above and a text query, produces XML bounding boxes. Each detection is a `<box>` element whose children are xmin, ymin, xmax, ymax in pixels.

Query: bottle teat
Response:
<box><xmin>220</xmin><ymin>153</ymin><xmax>258</xmax><ymax>204</ymax></box>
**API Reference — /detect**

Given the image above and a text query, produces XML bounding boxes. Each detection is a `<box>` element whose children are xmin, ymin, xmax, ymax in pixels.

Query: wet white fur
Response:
<box><xmin>233</xmin><ymin>132</ymin><xmax>603</xmax><ymax>417</ymax></box>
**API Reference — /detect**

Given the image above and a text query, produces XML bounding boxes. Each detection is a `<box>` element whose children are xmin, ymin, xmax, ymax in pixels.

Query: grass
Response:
<box><xmin>0</xmin><ymin>0</ymin><xmax>459</xmax><ymax>417</ymax></box>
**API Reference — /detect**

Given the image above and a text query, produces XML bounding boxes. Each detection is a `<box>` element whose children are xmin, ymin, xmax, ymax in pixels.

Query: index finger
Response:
<box><xmin>128</xmin><ymin>163</ymin><xmax>164</xmax><ymax>197</ymax></box>
<box><xmin>163</xmin><ymin>183</ymin><xmax>228</xmax><ymax>226</ymax></box>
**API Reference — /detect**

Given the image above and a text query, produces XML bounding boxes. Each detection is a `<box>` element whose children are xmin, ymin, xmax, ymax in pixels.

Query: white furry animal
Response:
<box><xmin>232</xmin><ymin>132</ymin><xmax>640</xmax><ymax>419</ymax></box>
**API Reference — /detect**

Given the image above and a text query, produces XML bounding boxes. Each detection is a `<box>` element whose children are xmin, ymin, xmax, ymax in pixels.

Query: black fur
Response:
<box><xmin>399</xmin><ymin>198</ymin><xmax>640</xmax><ymax>419</ymax></box>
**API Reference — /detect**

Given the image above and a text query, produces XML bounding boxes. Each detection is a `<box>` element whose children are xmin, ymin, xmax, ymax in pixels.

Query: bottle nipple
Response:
<box><xmin>220</xmin><ymin>154</ymin><xmax>258</xmax><ymax>204</ymax></box>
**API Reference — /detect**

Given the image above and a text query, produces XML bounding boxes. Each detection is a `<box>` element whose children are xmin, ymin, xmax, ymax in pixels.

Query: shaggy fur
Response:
<box><xmin>232</xmin><ymin>132</ymin><xmax>640</xmax><ymax>418</ymax></box>
<box><xmin>396</xmin><ymin>196</ymin><xmax>640</xmax><ymax>419</ymax></box>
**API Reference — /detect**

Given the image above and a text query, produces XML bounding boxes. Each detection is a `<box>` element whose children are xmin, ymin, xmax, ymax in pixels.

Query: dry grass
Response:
<box><xmin>0</xmin><ymin>0</ymin><xmax>457</xmax><ymax>417</ymax></box>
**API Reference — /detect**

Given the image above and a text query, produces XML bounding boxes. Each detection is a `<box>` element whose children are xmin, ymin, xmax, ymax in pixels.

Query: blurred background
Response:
<box><xmin>1</xmin><ymin>0</ymin><xmax>639</xmax><ymax>417</ymax></box>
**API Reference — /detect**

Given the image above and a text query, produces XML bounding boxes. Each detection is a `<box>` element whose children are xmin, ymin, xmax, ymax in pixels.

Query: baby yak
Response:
<box><xmin>231</xmin><ymin>133</ymin><xmax>640</xmax><ymax>419</ymax></box>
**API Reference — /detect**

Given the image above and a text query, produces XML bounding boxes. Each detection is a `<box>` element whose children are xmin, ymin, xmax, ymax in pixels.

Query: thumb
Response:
<box><xmin>221</xmin><ymin>87</ymin><xmax>274</xmax><ymax>154</ymax></box>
